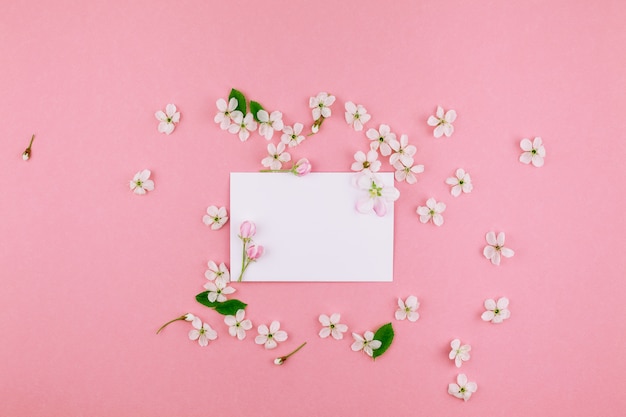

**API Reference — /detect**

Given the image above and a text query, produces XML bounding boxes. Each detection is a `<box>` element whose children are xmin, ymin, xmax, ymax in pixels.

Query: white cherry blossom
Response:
<box><xmin>417</xmin><ymin>198</ymin><xmax>446</xmax><ymax>226</ymax></box>
<box><xmin>351</xmin><ymin>331</ymin><xmax>381</xmax><ymax>357</ymax></box>
<box><xmin>389</xmin><ymin>134</ymin><xmax>417</xmax><ymax>166</ymax></box>
<box><xmin>188</xmin><ymin>317</ymin><xmax>217</xmax><ymax>347</ymax></box>
<box><xmin>155</xmin><ymin>104</ymin><xmax>180</xmax><ymax>135</ymax></box>
<box><xmin>281</xmin><ymin>123</ymin><xmax>305</xmax><ymax>147</ymax></box>
<box><xmin>214</xmin><ymin>97</ymin><xmax>238</xmax><ymax>130</ymax></box>
<box><xmin>261</xmin><ymin>142</ymin><xmax>291</xmax><ymax>170</ymax></box>
<box><xmin>448</xmin><ymin>373</ymin><xmax>477</xmax><ymax>401</ymax></box>
<box><xmin>228</xmin><ymin>111</ymin><xmax>257</xmax><ymax>141</ymax></box>
<box><xmin>366</xmin><ymin>124</ymin><xmax>395</xmax><ymax>156</ymax></box>
<box><xmin>351</xmin><ymin>150</ymin><xmax>381</xmax><ymax>173</ymax></box>
<box><xmin>318</xmin><ymin>313</ymin><xmax>348</xmax><ymax>340</ymax></box>
<box><xmin>427</xmin><ymin>105</ymin><xmax>456</xmax><ymax>138</ymax></box>
<box><xmin>395</xmin><ymin>296</ymin><xmax>420</xmax><ymax>322</ymax></box>
<box><xmin>344</xmin><ymin>101</ymin><xmax>371</xmax><ymax>131</ymax></box>
<box><xmin>130</xmin><ymin>169</ymin><xmax>155</xmax><ymax>195</ymax></box>
<box><xmin>393</xmin><ymin>160</ymin><xmax>424</xmax><ymax>184</ymax></box>
<box><xmin>309</xmin><ymin>92</ymin><xmax>336</xmax><ymax>121</ymax></box>
<box><xmin>255</xmin><ymin>321</ymin><xmax>288</xmax><ymax>349</ymax></box>
<box><xmin>481</xmin><ymin>297</ymin><xmax>511</xmax><ymax>323</ymax></box>
<box><xmin>202</xmin><ymin>206</ymin><xmax>228</xmax><ymax>230</ymax></box>
<box><xmin>257</xmin><ymin>110</ymin><xmax>284</xmax><ymax>140</ymax></box>
<box><xmin>355</xmin><ymin>173</ymin><xmax>400</xmax><ymax>217</ymax></box>
<box><xmin>445</xmin><ymin>168</ymin><xmax>473</xmax><ymax>197</ymax></box>
<box><xmin>483</xmin><ymin>231</ymin><xmax>515</xmax><ymax>265</ymax></box>
<box><xmin>224</xmin><ymin>309</ymin><xmax>252</xmax><ymax>340</ymax></box>
<box><xmin>519</xmin><ymin>136</ymin><xmax>546</xmax><ymax>167</ymax></box>
<box><xmin>204</xmin><ymin>261</ymin><xmax>230</xmax><ymax>285</ymax></box>
<box><xmin>449</xmin><ymin>339</ymin><xmax>471</xmax><ymax>367</ymax></box>
<box><xmin>203</xmin><ymin>279</ymin><xmax>235</xmax><ymax>303</ymax></box>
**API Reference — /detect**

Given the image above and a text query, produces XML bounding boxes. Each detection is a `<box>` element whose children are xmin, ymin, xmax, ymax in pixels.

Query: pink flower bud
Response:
<box><xmin>294</xmin><ymin>158</ymin><xmax>311</xmax><ymax>176</ymax></box>
<box><xmin>246</xmin><ymin>244</ymin><xmax>264</xmax><ymax>260</ymax></box>
<box><xmin>239</xmin><ymin>220</ymin><xmax>256</xmax><ymax>238</ymax></box>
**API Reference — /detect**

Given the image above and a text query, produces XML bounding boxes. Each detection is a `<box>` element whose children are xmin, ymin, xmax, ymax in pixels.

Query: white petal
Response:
<box><xmin>481</xmin><ymin>311</ymin><xmax>495</xmax><ymax>321</ymax></box>
<box><xmin>486</xmin><ymin>232</ymin><xmax>497</xmax><ymax>246</ymax></box>
<box><xmin>501</xmin><ymin>247</ymin><xmax>515</xmax><ymax>258</ymax></box>
<box><xmin>319</xmin><ymin>327</ymin><xmax>331</xmax><ymax>338</ymax></box>
<box><xmin>484</xmin><ymin>298</ymin><xmax>496</xmax><ymax>310</ymax></box>
<box><xmin>496</xmin><ymin>232</ymin><xmax>506</xmax><ymax>246</ymax></box>
<box><xmin>496</xmin><ymin>297</ymin><xmax>509</xmax><ymax>309</ymax></box>
<box><xmin>520</xmin><ymin>138</ymin><xmax>533</xmax><ymax>151</ymax></box>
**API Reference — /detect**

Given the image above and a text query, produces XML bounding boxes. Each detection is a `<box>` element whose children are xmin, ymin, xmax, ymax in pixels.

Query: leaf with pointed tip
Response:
<box><xmin>195</xmin><ymin>291</ymin><xmax>247</xmax><ymax>316</ymax></box>
<box><xmin>372</xmin><ymin>322</ymin><xmax>394</xmax><ymax>360</ymax></box>
<box><xmin>250</xmin><ymin>100</ymin><xmax>264</xmax><ymax>122</ymax></box>
<box><xmin>228</xmin><ymin>88</ymin><xmax>247</xmax><ymax>114</ymax></box>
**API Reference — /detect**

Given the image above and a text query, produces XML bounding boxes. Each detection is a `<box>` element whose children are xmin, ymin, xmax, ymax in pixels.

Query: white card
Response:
<box><xmin>229</xmin><ymin>172</ymin><xmax>394</xmax><ymax>282</ymax></box>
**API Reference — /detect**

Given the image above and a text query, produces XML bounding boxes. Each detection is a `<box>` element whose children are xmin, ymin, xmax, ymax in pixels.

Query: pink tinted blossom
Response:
<box><xmin>294</xmin><ymin>158</ymin><xmax>312</xmax><ymax>176</ymax></box>
<box><xmin>239</xmin><ymin>221</ymin><xmax>256</xmax><ymax>239</ymax></box>
<box><xmin>246</xmin><ymin>245</ymin><xmax>264</xmax><ymax>260</ymax></box>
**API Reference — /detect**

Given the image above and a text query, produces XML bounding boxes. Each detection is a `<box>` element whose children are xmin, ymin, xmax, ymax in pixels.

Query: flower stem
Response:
<box><xmin>156</xmin><ymin>315</ymin><xmax>186</xmax><ymax>334</ymax></box>
<box><xmin>27</xmin><ymin>134</ymin><xmax>35</xmax><ymax>149</ymax></box>
<box><xmin>284</xmin><ymin>341</ymin><xmax>307</xmax><ymax>359</ymax></box>
<box><xmin>238</xmin><ymin>239</ymin><xmax>248</xmax><ymax>282</ymax></box>
<box><xmin>275</xmin><ymin>342</ymin><xmax>307</xmax><ymax>365</ymax></box>
<box><xmin>259</xmin><ymin>169</ymin><xmax>290</xmax><ymax>173</ymax></box>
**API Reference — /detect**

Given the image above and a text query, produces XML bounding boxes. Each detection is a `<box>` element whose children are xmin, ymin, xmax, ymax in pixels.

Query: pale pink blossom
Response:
<box><xmin>389</xmin><ymin>134</ymin><xmax>416</xmax><ymax>166</ymax></box>
<box><xmin>258</xmin><ymin>110</ymin><xmax>284</xmax><ymax>140</ymax></box>
<box><xmin>261</xmin><ymin>142</ymin><xmax>291</xmax><ymax>170</ymax></box>
<box><xmin>228</xmin><ymin>111</ymin><xmax>257</xmax><ymax>141</ymax></box>
<box><xmin>393</xmin><ymin>161</ymin><xmax>424</xmax><ymax>184</ymax></box>
<box><xmin>246</xmin><ymin>244</ymin><xmax>264</xmax><ymax>260</ymax></box>
<box><xmin>214</xmin><ymin>97</ymin><xmax>238</xmax><ymax>130</ymax></box>
<box><xmin>366</xmin><ymin>124</ymin><xmax>395</xmax><ymax>156</ymax></box>
<box><xmin>351</xmin><ymin>150</ymin><xmax>381</xmax><ymax>173</ymax></box>
<box><xmin>239</xmin><ymin>221</ymin><xmax>256</xmax><ymax>239</ymax></box>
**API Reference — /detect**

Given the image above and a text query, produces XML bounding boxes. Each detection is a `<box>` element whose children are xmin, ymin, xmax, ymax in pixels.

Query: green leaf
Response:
<box><xmin>372</xmin><ymin>322</ymin><xmax>394</xmax><ymax>360</ymax></box>
<box><xmin>195</xmin><ymin>291</ymin><xmax>247</xmax><ymax>316</ymax></box>
<box><xmin>214</xmin><ymin>299</ymin><xmax>247</xmax><ymax>316</ymax></box>
<box><xmin>249</xmin><ymin>100</ymin><xmax>264</xmax><ymax>122</ymax></box>
<box><xmin>228</xmin><ymin>88</ymin><xmax>247</xmax><ymax>114</ymax></box>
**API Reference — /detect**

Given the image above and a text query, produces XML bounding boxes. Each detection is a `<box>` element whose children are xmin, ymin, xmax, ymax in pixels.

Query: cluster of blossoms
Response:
<box><xmin>447</xmin><ymin>339</ymin><xmax>474</xmax><ymax>400</ymax></box>
<box><xmin>360</xmin><ymin>123</ymin><xmax>425</xmax><ymax>185</ymax></box>
<box><xmin>204</xmin><ymin>260</ymin><xmax>236</xmax><ymax>303</ymax></box>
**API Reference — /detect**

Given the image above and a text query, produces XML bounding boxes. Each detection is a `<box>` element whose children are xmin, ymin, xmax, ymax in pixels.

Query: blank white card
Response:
<box><xmin>229</xmin><ymin>172</ymin><xmax>394</xmax><ymax>282</ymax></box>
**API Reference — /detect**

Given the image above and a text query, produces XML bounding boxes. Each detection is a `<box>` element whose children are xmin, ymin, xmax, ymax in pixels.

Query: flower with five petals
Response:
<box><xmin>188</xmin><ymin>317</ymin><xmax>217</xmax><ymax>347</ymax></box>
<box><xmin>393</xmin><ymin>160</ymin><xmax>424</xmax><ymax>184</ymax></box>
<box><xmin>351</xmin><ymin>150</ymin><xmax>381</xmax><ymax>173</ymax></box>
<box><xmin>448</xmin><ymin>374</ymin><xmax>477</xmax><ymax>401</ymax></box>
<box><xmin>224</xmin><ymin>309</ymin><xmax>253</xmax><ymax>340</ymax></box>
<box><xmin>155</xmin><ymin>104</ymin><xmax>180</xmax><ymax>135</ymax></box>
<box><xmin>481</xmin><ymin>297</ymin><xmax>511</xmax><ymax>323</ymax></box>
<box><xmin>445</xmin><ymin>168</ymin><xmax>473</xmax><ymax>197</ymax></box>
<box><xmin>344</xmin><ymin>101</ymin><xmax>371</xmax><ymax>131</ymax></box>
<box><xmin>203</xmin><ymin>279</ymin><xmax>236</xmax><ymax>303</ymax></box>
<box><xmin>355</xmin><ymin>173</ymin><xmax>400</xmax><ymax>217</ymax></box>
<box><xmin>202</xmin><ymin>205</ymin><xmax>228</xmax><ymax>230</ymax></box>
<box><xmin>204</xmin><ymin>261</ymin><xmax>230</xmax><ymax>285</ymax></box>
<box><xmin>255</xmin><ymin>321</ymin><xmax>288</xmax><ymax>349</ymax></box>
<box><xmin>389</xmin><ymin>134</ymin><xmax>416</xmax><ymax>166</ymax></box>
<box><xmin>449</xmin><ymin>339</ymin><xmax>471</xmax><ymax>367</ymax></box>
<box><xmin>366</xmin><ymin>124</ymin><xmax>395</xmax><ymax>156</ymax></box>
<box><xmin>228</xmin><ymin>111</ymin><xmax>257</xmax><ymax>141</ymax></box>
<box><xmin>351</xmin><ymin>331</ymin><xmax>381</xmax><ymax>357</ymax></box>
<box><xmin>258</xmin><ymin>110</ymin><xmax>284</xmax><ymax>140</ymax></box>
<box><xmin>262</xmin><ymin>142</ymin><xmax>291</xmax><ymax>170</ymax></box>
<box><xmin>318</xmin><ymin>313</ymin><xmax>348</xmax><ymax>340</ymax></box>
<box><xmin>310</xmin><ymin>92</ymin><xmax>336</xmax><ymax>121</ymax></box>
<box><xmin>483</xmin><ymin>231</ymin><xmax>514</xmax><ymax>265</ymax></box>
<box><xmin>130</xmin><ymin>169</ymin><xmax>155</xmax><ymax>195</ymax></box>
<box><xmin>214</xmin><ymin>97</ymin><xmax>238</xmax><ymax>130</ymax></box>
<box><xmin>519</xmin><ymin>136</ymin><xmax>546</xmax><ymax>167</ymax></box>
<box><xmin>427</xmin><ymin>106</ymin><xmax>456</xmax><ymax>138</ymax></box>
<box><xmin>395</xmin><ymin>296</ymin><xmax>420</xmax><ymax>322</ymax></box>
<box><xmin>416</xmin><ymin>198</ymin><xmax>446</xmax><ymax>226</ymax></box>
<box><xmin>281</xmin><ymin>123</ymin><xmax>305</xmax><ymax>147</ymax></box>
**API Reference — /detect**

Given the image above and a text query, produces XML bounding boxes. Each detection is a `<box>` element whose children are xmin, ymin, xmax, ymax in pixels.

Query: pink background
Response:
<box><xmin>2</xmin><ymin>0</ymin><xmax>625</xmax><ymax>415</ymax></box>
